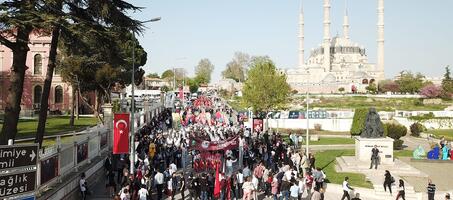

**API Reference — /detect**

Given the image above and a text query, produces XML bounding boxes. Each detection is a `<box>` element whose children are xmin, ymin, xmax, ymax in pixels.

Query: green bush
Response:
<box><xmin>413</xmin><ymin>99</ymin><xmax>424</xmax><ymax>106</ymax></box>
<box><xmin>410</xmin><ymin>122</ymin><xmax>426</xmax><ymax>137</ymax></box>
<box><xmin>384</xmin><ymin>123</ymin><xmax>407</xmax><ymax>150</ymax></box>
<box><xmin>408</xmin><ymin>112</ymin><xmax>435</xmax><ymax>121</ymax></box>
<box><xmin>350</xmin><ymin>108</ymin><xmax>369</xmax><ymax>136</ymax></box>
<box><xmin>394</xmin><ymin>139</ymin><xmax>404</xmax><ymax>150</ymax></box>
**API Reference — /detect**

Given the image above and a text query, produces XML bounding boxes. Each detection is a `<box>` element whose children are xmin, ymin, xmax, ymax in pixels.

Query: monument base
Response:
<box><xmin>355</xmin><ymin>136</ymin><xmax>394</xmax><ymax>165</ymax></box>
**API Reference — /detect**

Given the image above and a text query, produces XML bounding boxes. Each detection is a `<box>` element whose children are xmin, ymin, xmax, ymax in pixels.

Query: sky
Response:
<box><xmin>128</xmin><ymin>0</ymin><xmax>453</xmax><ymax>83</ymax></box>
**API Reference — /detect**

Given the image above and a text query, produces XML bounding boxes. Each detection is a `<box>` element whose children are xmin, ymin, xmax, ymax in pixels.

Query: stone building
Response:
<box><xmin>286</xmin><ymin>0</ymin><xmax>385</xmax><ymax>93</ymax></box>
<box><xmin>0</xmin><ymin>33</ymin><xmax>73</xmax><ymax>116</ymax></box>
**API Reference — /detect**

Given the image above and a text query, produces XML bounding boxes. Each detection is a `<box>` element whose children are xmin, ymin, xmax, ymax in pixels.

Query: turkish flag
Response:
<box><xmin>213</xmin><ymin>162</ymin><xmax>221</xmax><ymax>198</ymax></box>
<box><xmin>113</xmin><ymin>113</ymin><xmax>130</xmax><ymax>154</ymax></box>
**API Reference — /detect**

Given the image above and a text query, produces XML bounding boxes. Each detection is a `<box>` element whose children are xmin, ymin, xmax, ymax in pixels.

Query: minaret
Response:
<box><xmin>343</xmin><ymin>0</ymin><xmax>350</xmax><ymax>40</ymax></box>
<box><xmin>323</xmin><ymin>0</ymin><xmax>331</xmax><ymax>71</ymax></box>
<box><xmin>298</xmin><ymin>1</ymin><xmax>304</xmax><ymax>67</ymax></box>
<box><xmin>377</xmin><ymin>0</ymin><xmax>385</xmax><ymax>79</ymax></box>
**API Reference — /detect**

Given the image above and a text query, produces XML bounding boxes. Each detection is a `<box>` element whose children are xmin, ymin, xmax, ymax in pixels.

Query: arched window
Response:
<box><xmin>34</xmin><ymin>54</ymin><xmax>42</xmax><ymax>75</ymax></box>
<box><xmin>34</xmin><ymin>85</ymin><xmax>42</xmax><ymax>104</ymax></box>
<box><xmin>362</xmin><ymin>79</ymin><xmax>369</xmax><ymax>84</ymax></box>
<box><xmin>54</xmin><ymin>85</ymin><xmax>63</xmax><ymax>103</ymax></box>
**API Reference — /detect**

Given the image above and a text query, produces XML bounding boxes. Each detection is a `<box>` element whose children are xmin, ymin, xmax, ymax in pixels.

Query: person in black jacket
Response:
<box><xmin>370</xmin><ymin>145</ymin><xmax>380</xmax><ymax>169</ymax></box>
<box><xmin>383</xmin><ymin>170</ymin><xmax>393</xmax><ymax>194</ymax></box>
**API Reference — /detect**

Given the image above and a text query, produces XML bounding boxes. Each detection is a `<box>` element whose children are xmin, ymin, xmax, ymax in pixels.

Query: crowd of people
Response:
<box><xmin>425</xmin><ymin>136</ymin><xmax>453</xmax><ymax>160</ymax></box>
<box><xmin>95</xmin><ymin>94</ymin><xmax>337</xmax><ymax>200</ymax></box>
<box><xmin>84</xmin><ymin>93</ymin><xmax>451</xmax><ymax>200</ymax></box>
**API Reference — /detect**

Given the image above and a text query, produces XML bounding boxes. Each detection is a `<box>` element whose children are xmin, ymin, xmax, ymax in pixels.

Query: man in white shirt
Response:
<box><xmin>154</xmin><ymin>171</ymin><xmax>164</xmax><ymax>200</ymax></box>
<box><xmin>169</xmin><ymin>162</ymin><xmax>177</xmax><ymax>176</ymax></box>
<box><xmin>138</xmin><ymin>185</ymin><xmax>148</xmax><ymax>200</ymax></box>
<box><xmin>79</xmin><ymin>173</ymin><xmax>87</xmax><ymax>200</ymax></box>
<box><xmin>341</xmin><ymin>176</ymin><xmax>354</xmax><ymax>200</ymax></box>
<box><xmin>226</xmin><ymin>157</ymin><xmax>237</xmax><ymax>177</ymax></box>
<box><xmin>237</xmin><ymin>170</ymin><xmax>244</xmax><ymax>198</ymax></box>
<box><xmin>290</xmin><ymin>181</ymin><xmax>300</xmax><ymax>200</ymax></box>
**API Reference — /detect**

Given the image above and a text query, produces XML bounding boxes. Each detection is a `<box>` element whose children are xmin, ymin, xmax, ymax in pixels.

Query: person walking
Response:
<box><xmin>237</xmin><ymin>170</ymin><xmax>244</xmax><ymax>198</ymax></box>
<box><xmin>384</xmin><ymin>170</ymin><xmax>393</xmax><ymax>195</ymax></box>
<box><xmin>289</xmin><ymin>181</ymin><xmax>300</xmax><ymax>200</ymax></box>
<box><xmin>396</xmin><ymin>179</ymin><xmax>406</xmax><ymax>200</ymax></box>
<box><xmin>341</xmin><ymin>177</ymin><xmax>354</xmax><ymax>200</ymax></box>
<box><xmin>271</xmin><ymin>177</ymin><xmax>279</xmax><ymax>200</ymax></box>
<box><xmin>242</xmin><ymin>177</ymin><xmax>255</xmax><ymax>200</ymax></box>
<box><xmin>138</xmin><ymin>184</ymin><xmax>148</xmax><ymax>200</ymax></box>
<box><xmin>180</xmin><ymin>174</ymin><xmax>186</xmax><ymax>200</ymax></box>
<box><xmin>304</xmin><ymin>171</ymin><xmax>314</xmax><ymax>199</ymax></box>
<box><xmin>370</xmin><ymin>145</ymin><xmax>380</xmax><ymax>169</ymax></box>
<box><xmin>154</xmin><ymin>170</ymin><xmax>165</xmax><ymax>200</ymax></box>
<box><xmin>311</xmin><ymin>186</ymin><xmax>322</xmax><ymax>200</ymax></box>
<box><xmin>79</xmin><ymin>173</ymin><xmax>88</xmax><ymax>200</ymax></box>
<box><xmin>427</xmin><ymin>179</ymin><xmax>436</xmax><ymax>200</ymax></box>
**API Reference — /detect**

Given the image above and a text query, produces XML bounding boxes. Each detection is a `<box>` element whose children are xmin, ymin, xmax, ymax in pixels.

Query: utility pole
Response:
<box><xmin>306</xmin><ymin>91</ymin><xmax>310</xmax><ymax>155</ymax></box>
<box><xmin>130</xmin><ymin>17</ymin><xmax>161</xmax><ymax>174</ymax></box>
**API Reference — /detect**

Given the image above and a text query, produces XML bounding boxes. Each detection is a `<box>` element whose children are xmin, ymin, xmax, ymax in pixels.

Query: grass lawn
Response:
<box><xmin>271</xmin><ymin>128</ymin><xmax>349</xmax><ymax>135</ymax></box>
<box><xmin>314</xmin><ymin>149</ymin><xmax>373</xmax><ymax>188</ymax></box>
<box><xmin>293</xmin><ymin>96</ymin><xmax>449</xmax><ymax>111</ymax></box>
<box><xmin>17</xmin><ymin>134</ymin><xmax>87</xmax><ymax>147</ymax></box>
<box><xmin>282</xmin><ymin>135</ymin><xmax>354</xmax><ymax>145</ymax></box>
<box><xmin>310</xmin><ymin>138</ymin><xmax>355</xmax><ymax>145</ymax></box>
<box><xmin>0</xmin><ymin>116</ymin><xmax>98</xmax><ymax>139</ymax></box>
<box><xmin>394</xmin><ymin>150</ymin><xmax>413</xmax><ymax>158</ymax></box>
<box><xmin>426</xmin><ymin>129</ymin><xmax>453</xmax><ymax>140</ymax></box>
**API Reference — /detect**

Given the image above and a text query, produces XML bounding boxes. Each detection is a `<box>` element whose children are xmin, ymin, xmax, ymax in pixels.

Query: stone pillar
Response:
<box><xmin>323</xmin><ymin>0</ymin><xmax>331</xmax><ymax>70</ymax></box>
<box><xmin>102</xmin><ymin>104</ymin><xmax>113</xmax><ymax>151</ymax></box>
<box><xmin>298</xmin><ymin>2</ymin><xmax>305</xmax><ymax>67</ymax></box>
<box><xmin>377</xmin><ymin>0</ymin><xmax>385</xmax><ymax>80</ymax></box>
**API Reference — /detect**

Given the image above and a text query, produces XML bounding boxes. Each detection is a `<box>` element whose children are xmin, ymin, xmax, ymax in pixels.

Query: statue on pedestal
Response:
<box><xmin>361</xmin><ymin>108</ymin><xmax>384</xmax><ymax>138</ymax></box>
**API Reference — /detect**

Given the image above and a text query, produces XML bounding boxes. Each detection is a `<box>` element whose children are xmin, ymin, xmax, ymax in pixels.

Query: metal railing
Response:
<box><xmin>35</xmin><ymin>102</ymin><xmax>164</xmax><ymax>196</ymax></box>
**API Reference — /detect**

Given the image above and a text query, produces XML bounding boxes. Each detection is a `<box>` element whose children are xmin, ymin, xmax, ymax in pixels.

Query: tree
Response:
<box><xmin>161</xmin><ymin>69</ymin><xmax>174</xmax><ymax>80</ymax></box>
<box><xmin>188</xmin><ymin>78</ymin><xmax>199</xmax><ymax>94</ymax></box>
<box><xmin>442</xmin><ymin>65</ymin><xmax>453</xmax><ymax>99</ymax></box>
<box><xmin>395</xmin><ymin>71</ymin><xmax>425</xmax><ymax>94</ymax></box>
<box><xmin>160</xmin><ymin>85</ymin><xmax>170</xmax><ymax>93</ymax></box>
<box><xmin>384</xmin><ymin>123</ymin><xmax>407</xmax><ymax>150</ymax></box>
<box><xmin>410</xmin><ymin>122</ymin><xmax>426</xmax><ymax>137</ymax></box>
<box><xmin>222</xmin><ymin>52</ymin><xmax>250</xmax><ymax>82</ymax></box>
<box><xmin>194</xmin><ymin>58</ymin><xmax>214</xmax><ymax>84</ymax></box>
<box><xmin>365</xmin><ymin>82</ymin><xmax>377</xmax><ymax>94</ymax></box>
<box><xmin>242</xmin><ymin>56</ymin><xmax>290</xmax><ymax>113</ymax></box>
<box><xmin>146</xmin><ymin>73</ymin><xmax>160</xmax><ymax>78</ymax></box>
<box><xmin>35</xmin><ymin>0</ymin><xmax>144</xmax><ymax>147</ymax></box>
<box><xmin>350</xmin><ymin>108</ymin><xmax>368</xmax><ymax>136</ymax></box>
<box><xmin>0</xmin><ymin>0</ymin><xmax>42</xmax><ymax>144</ymax></box>
<box><xmin>338</xmin><ymin>87</ymin><xmax>345</xmax><ymax>93</ymax></box>
<box><xmin>378</xmin><ymin>80</ymin><xmax>400</xmax><ymax>93</ymax></box>
<box><xmin>420</xmin><ymin>84</ymin><xmax>442</xmax><ymax>98</ymax></box>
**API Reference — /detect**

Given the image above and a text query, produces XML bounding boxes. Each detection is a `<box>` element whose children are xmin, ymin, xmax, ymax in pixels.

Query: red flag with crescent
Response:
<box><xmin>113</xmin><ymin>113</ymin><xmax>130</xmax><ymax>154</ymax></box>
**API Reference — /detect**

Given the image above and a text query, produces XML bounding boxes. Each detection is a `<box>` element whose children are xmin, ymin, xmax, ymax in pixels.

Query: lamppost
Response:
<box><xmin>130</xmin><ymin>17</ymin><xmax>161</xmax><ymax>174</ymax></box>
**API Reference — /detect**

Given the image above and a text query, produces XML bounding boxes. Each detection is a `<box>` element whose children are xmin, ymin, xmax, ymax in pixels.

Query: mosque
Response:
<box><xmin>285</xmin><ymin>0</ymin><xmax>385</xmax><ymax>93</ymax></box>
